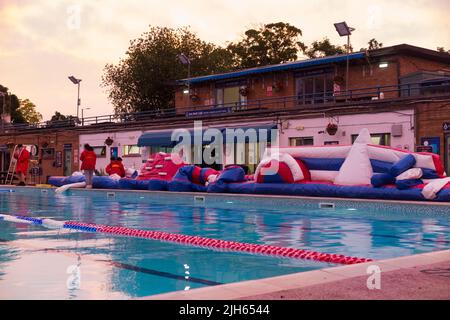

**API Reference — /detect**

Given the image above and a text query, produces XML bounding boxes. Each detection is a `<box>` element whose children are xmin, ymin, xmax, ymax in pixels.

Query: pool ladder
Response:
<box><xmin>4</xmin><ymin>145</ymin><xmax>18</xmax><ymax>185</ymax></box>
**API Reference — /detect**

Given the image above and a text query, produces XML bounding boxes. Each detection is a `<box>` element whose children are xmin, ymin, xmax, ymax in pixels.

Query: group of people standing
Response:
<box><xmin>13</xmin><ymin>143</ymin><xmax>125</xmax><ymax>188</ymax></box>
<box><xmin>80</xmin><ymin>144</ymin><xmax>125</xmax><ymax>188</ymax></box>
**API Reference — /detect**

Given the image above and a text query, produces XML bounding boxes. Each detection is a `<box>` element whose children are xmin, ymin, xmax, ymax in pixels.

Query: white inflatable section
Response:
<box><xmin>254</xmin><ymin>152</ymin><xmax>304</xmax><ymax>182</ymax></box>
<box><xmin>334</xmin><ymin>128</ymin><xmax>373</xmax><ymax>185</ymax></box>
<box><xmin>396</xmin><ymin>168</ymin><xmax>423</xmax><ymax>181</ymax></box>
<box><xmin>354</xmin><ymin>128</ymin><xmax>372</xmax><ymax>144</ymax></box>
<box><xmin>55</xmin><ymin>182</ymin><xmax>87</xmax><ymax>194</ymax></box>
<box><xmin>310</xmin><ymin>170</ymin><xmax>339</xmax><ymax>182</ymax></box>
<box><xmin>265</xmin><ymin>146</ymin><xmax>352</xmax><ymax>159</ymax></box>
<box><xmin>422</xmin><ymin>177</ymin><xmax>450</xmax><ymax>200</ymax></box>
<box><xmin>367</xmin><ymin>145</ymin><xmax>437</xmax><ymax>171</ymax></box>
<box><xmin>334</xmin><ymin>142</ymin><xmax>373</xmax><ymax>185</ymax></box>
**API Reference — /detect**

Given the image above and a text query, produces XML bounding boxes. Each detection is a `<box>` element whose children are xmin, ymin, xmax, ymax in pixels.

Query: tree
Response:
<box><xmin>360</xmin><ymin>38</ymin><xmax>383</xmax><ymax>51</ymax></box>
<box><xmin>227</xmin><ymin>22</ymin><xmax>307</xmax><ymax>69</ymax></box>
<box><xmin>304</xmin><ymin>38</ymin><xmax>347</xmax><ymax>58</ymax></box>
<box><xmin>0</xmin><ymin>84</ymin><xmax>26</xmax><ymax>124</ymax></box>
<box><xmin>18</xmin><ymin>99</ymin><xmax>43</xmax><ymax>124</ymax></box>
<box><xmin>437</xmin><ymin>47</ymin><xmax>450</xmax><ymax>54</ymax></box>
<box><xmin>47</xmin><ymin>111</ymin><xmax>77</xmax><ymax>127</ymax></box>
<box><xmin>102</xmin><ymin>26</ymin><xmax>234</xmax><ymax>114</ymax></box>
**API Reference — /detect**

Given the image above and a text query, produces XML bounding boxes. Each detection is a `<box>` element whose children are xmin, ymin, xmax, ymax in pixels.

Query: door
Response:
<box><xmin>445</xmin><ymin>134</ymin><xmax>450</xmax><ymax>176</ymax></box>
<box><xmin>63</xmin><ymin>149</ymin><xmax>72</xmax><ymax>176</ymax></box>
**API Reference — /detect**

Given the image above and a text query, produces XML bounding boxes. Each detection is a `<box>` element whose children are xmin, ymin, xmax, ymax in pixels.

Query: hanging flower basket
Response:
<box><xmin>104</xmin><ymin>137</ymin><xmax>114</xmax><ymax>146</ymax></box>
<box><xmin>326</xmin><ymin>123</ymin><xmax>338</xmax><ymax>135</ymax></box>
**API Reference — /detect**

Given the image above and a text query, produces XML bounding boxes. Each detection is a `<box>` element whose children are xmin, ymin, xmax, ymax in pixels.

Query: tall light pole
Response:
<box><xmin>178</xmin><ymin>54</ymin><xmax>191</xmax><ymax>96</ymax></box>
<box><xmin>68</xmin><ymin>76</ymin><xmax>82</xmax><ymax>120</ymax></box>
<box><xmin>334</xmin><ymin>22</ymin><xmax>355</xmax><ymax>101</ymax></box>
<box><xmin>81</xmin><ymin>107</ymin><xmax>91</xmax><ymax>126</ymax></box>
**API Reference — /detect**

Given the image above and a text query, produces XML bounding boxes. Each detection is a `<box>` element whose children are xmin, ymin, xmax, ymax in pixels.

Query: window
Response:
<box><xmin>351</xmin><ymin>133</ymin><xmax>391</xmax><ymax>146</ymax></box>
<box><xmin>324</xmin><ymin>141</ymin><xmax>339</xmax><ymax>145</ymax></box>
<box><xmin>41</xmin><ymin>148</ymin><xmax>55</xmax><ymax>160</ymax></box>
<box><xmin>296</xmin><ymin>71</ymin><xmax>334</xmax><ymax>105</ymax></box>
<box><xmin>216</xmin><ymin>82</ymin><xmax>247</xmax><ymax>107</ymax></box>
<box><xmin>122</xmin><ymin>145</ymin><xmax>140</xmax><ymax>156</ymax></box>
<box><xmin>233</xmin><ymin>142</ymin><xmax>261</xmax><ymax>174</ymax></box>
<box><xmin>92</xmin><ymin>146</ymin><xmax>107</xmax><ymax>157</ymax></box>
<box><xmin>289</xmin><ymin>137</ymin><xmax>314</xmax><ymax>146</ymax></box>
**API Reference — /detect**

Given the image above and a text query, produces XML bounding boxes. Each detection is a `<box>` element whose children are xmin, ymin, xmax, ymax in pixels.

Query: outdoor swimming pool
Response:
<box><xmin>0</xmin><ymin>187</ymin><xmax>449</xmax><ymax>299</ymax></box>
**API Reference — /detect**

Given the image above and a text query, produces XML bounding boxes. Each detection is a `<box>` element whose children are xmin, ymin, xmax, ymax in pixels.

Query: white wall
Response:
<box><xmin>79</xmin><ymin>130</ymin><xmax>143</xmax><ymax>172</ymax></box>
<box><xmin>279</xmin><ymin>110</ymin><xmax>415</xmax><ymax>149</ymax></box>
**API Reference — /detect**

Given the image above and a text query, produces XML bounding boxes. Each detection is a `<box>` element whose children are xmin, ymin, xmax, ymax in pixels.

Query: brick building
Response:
<box><xmin>1</xmin><ymin>43</ymin><xmax>449</xmax><ymax>183</ymax></box>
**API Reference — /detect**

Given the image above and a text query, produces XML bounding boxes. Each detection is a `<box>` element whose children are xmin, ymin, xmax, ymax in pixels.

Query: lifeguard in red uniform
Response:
<box><xmin>80</xmin><ymin>144</ymin><xmax>97</xmax><ymax>188</ymax></box>
<box><xmin>14</xmin><ymin>144</ymin><xmax>30</xmax><ymax>186</ymax></box>
<box><xmin>105</xmin><ymin>157</ymin><xmax>125</xmax><ymax>177</ymax></box>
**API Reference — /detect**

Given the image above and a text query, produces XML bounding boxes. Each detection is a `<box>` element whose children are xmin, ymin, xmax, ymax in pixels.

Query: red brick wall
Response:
<box><xmin>175</xmin><ymin>53</ymin><xmax>450</xmax><ymax>112</ymax></box>
<box><xmin>0</xmin><ymin>131</ymin><xmax>79</xmax><ymax>183</ymax></box>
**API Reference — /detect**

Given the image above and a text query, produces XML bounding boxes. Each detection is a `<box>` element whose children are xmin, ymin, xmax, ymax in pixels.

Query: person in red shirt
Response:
<box><xmin>80</xmin><ymin>144</ymin><xmax>97</xmax><ymax>188</ymax></box>
<box><xmin>14</xmin><ymin>144</ymin><xmax>30</xmax><ymax>186</ymax></box>
<box><xmin>105</xmin><ymin>156</ymin><xmax>125</xmax><ymax>177</ymax></box>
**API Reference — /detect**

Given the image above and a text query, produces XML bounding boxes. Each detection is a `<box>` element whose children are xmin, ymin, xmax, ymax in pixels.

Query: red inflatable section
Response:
<box><xmin>64</xmin><ymin>221</ymin><xmax>372</xmax><ymax>265</ymax></box>
<box><xmin>137</xmin><ymin>152</ymin><xmax>185</xmax><ymax>181</ymax></box>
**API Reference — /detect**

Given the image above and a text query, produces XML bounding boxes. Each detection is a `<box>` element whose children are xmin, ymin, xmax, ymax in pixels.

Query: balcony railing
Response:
<box><xmin>0</xmin><ymin>80</ymin><xmax>449</xmax><ymax>134</ymax></box>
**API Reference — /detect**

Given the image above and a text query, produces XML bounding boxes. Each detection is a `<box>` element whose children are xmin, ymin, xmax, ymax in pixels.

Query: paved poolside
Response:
<box><xmin>148</xmin><ymin>250</ymin><xmax>450</xmax><ymax>300</ymax></box>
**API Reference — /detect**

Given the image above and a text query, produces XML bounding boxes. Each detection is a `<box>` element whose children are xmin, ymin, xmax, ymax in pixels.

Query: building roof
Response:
<box><xmin>179</xmin><ymin>44</ymin><xmax>450</xmax><ymax>85</ymax></box>
<box><xmin>181</xmin><ymin>52</ymin><xmax>365</xmax><ymax>84</ymax></box>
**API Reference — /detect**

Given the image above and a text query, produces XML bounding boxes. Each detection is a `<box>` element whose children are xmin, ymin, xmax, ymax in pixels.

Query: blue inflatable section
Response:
<box><xmin>167</xmin><ymin>166</ymin><xmax>206</xmax><ymax>192</ymax></box>
<box><xmin>92</xmin><ymin>176</ymin><xmax>119</xmax><ymax>189</ymax></box>
<box><xmin>300</xmin><ymin>158</ymin><xmax>344</xmax><ymax>171</ymax></box>
<box><xmin>207</xmin><ymin>181</ymin><xmax>450</xmax><ymax>202</ymax></box>
<box><xmin>48</xmin><ymin>175</ymin><xmax>85</xmax><ymax>187</ymax></box>
<box><xmin>118</xmin><ymin>179</ymin><xmax>151</xmax><ymax>190</ymax></box>
<box><xmin>147</xmin><ymin>179</ymin><xmax>169</xmax><ymax>191</ymax></box>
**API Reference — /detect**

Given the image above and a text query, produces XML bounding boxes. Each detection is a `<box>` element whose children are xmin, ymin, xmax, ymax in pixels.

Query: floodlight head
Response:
<box><xmin>178</xmin><ymin>53</ymin><xmax>190</xmax><ymax>65</ymax></box>
<box><xmin>68</xmin><ymin>76</ymin><xmax>81</xmax><ymax>84</ymax></box>
<box><xmin>334</xmin><ymin>21</ymin><xmax>353</xmax><ymax>37</ymax></box>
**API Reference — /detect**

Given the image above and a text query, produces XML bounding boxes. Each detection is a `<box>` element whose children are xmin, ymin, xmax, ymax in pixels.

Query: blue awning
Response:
<box><xmin>138</xmin><ymin>124</ymin><xmax>278</xmax><ymax>147</ymax></box>
<box><xmin>137</xmin><ymin>129</ymin><xmax>214</xmax><ymax>147</ymax></box>
<box><xmin>137</xmin><ymin>131</ymin><xmax>176</xmax><ymax>147</ymax></box>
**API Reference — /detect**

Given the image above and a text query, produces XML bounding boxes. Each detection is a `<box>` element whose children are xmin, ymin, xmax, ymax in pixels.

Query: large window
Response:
<box><xmin>289</xmin><ymin>137</ymin><xmax>314</xmax><ymax>146</ymax></box>
<box><xmin>122</xmin><ymin>145</ymin><xmax>140</xmax><ymax>156</ymax></box>
<box><xmin>296</xmin><ymin>70</ymin><xmax>334</xmax><ymax>105</ymax></box>
<box><xmin>351</xmin><ymin>133</ymin><xmax>391</xmax><ymax>146</ymax></box>
<box><xmin>216</xmin><ymin>82</ymin><xmax>247</xmax><ymax>107</ymax></box>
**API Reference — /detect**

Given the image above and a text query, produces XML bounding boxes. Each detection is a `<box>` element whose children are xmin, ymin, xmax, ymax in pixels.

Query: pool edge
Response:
<box><xmin>142</xmin><ymin>249</ymin><xmax>450</xmax><ymax>300</ymax></box>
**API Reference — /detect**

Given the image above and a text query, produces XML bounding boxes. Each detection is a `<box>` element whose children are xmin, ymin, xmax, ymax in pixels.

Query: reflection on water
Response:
<box><xmin>0</xmin><ymin>192</ymin><xmax>449</xmax><ymax>299</ymax></box>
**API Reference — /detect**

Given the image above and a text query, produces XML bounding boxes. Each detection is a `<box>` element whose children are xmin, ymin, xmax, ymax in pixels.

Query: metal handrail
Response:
<box><xmin>1</xmin><ymin>80</ymin><xmax>449</xmax><ymax>134</ymax></box>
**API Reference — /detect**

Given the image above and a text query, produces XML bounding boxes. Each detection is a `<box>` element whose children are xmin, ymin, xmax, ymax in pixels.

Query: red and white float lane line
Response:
<box><xmin>64</xmin><ymin>221</ymin><xmax>373</xmax><ymax>265</ymax></box>
<box><xmin>0</xmin><ymin>214</ymin><xmax>372</xmax><ymax>265</ymax></box>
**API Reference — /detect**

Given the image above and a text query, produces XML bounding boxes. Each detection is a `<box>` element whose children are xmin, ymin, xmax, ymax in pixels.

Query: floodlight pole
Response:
<box><xmin>346</xmin><ymin>34</ymin><xmax>350</xmax><ymax>101</ymax></box>
<box><xmin>77</xmin><ymin>82</ymin><xmax>81</xmax><ymax>120</ymax></box>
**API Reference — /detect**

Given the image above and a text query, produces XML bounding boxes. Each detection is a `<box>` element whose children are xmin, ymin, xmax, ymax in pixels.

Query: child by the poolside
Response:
<box><xmin>105</xmin><ymin>156</ymin><xmax>125</xmax><ymax>178</ymax></box>
<box><xmin>80</xmin><ymin>144</ymin><xmax>96</xmax><ymax>188</ymax></box>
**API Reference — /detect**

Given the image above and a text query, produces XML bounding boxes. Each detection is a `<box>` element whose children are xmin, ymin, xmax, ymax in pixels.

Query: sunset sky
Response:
<box><xmin>1</xmin><ymin>0</ymin><xmax>449</xmax><ymax>120</ymax></box>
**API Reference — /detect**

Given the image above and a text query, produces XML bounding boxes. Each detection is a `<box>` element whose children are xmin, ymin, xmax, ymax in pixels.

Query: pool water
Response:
<box><xmin>0</xmin><ymin>188</ymin><xmax>449</xmax><ymax>299</ymax></box>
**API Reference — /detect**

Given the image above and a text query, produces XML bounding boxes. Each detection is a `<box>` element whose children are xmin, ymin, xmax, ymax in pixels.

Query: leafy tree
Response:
<box><xmin>47</xmin><ymin>111</ymin><xmax>77</xmax><ymax>127</ymax></box>
<box><xmin>437</xmin><ymin>47</ymin><xmax>450</xmax><ymax>54</ymax></box>
<box><xmin>360</xmin><ymin>38</ymin><xmax>383</xmax><ymax>51</ymax></box>
<box><xmin>0</xmin><ymin>84</ymin><xmax>26</xmax><ymax>124</ymax></box>
<box><xmin>102</xmin><ymin>26</ymin><xmax>234</xmax><ymax>114</ymax></box>
<box><xmin>227</xmin><ymin>22</ymin><xmax>306</xmax><ymax>68</ymax></box>
<box><xmin>18</xmin><ymin>99</ymin><xmax>43</xmax><ymax>124</ymax></box>
<box><xmin>304</xmin><ymin>38</ymin><xmax>347</xmax><ymax>58</ymax></box>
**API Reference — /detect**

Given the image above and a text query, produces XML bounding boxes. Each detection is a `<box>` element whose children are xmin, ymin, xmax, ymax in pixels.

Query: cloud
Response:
<box><xmin>0</xmin><ymin>0</ymin><xmax>449</xmax><ymax>120</ymax></box>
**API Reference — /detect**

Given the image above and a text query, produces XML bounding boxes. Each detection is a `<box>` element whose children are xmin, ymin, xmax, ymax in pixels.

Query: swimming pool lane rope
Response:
<box><xmin>0</xmin><ymin>214</ymin><xmax>372</xmax><ymax>265</ymax></box>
